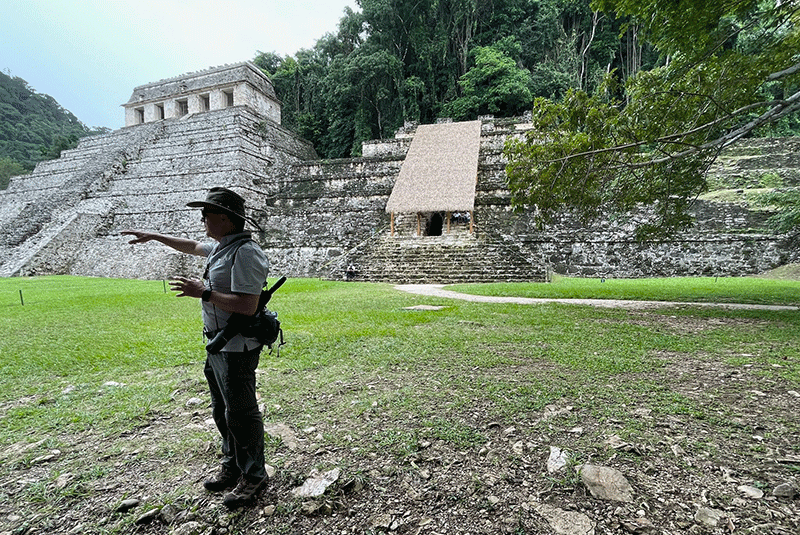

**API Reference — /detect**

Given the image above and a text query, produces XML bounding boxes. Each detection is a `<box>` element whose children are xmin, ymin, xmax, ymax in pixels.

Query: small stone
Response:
<box><xmin>772</xmin><ymin>480</ymin><xmax>798</xmax><ymax>498</ymax></box>
<box><xmin>55</xmin><ymin>473</ymin><xmax>75</xmax><ymax>489</ymax></box>
<box><xmin>578</xmin><ymin>464</ymin><xmax>634</xmax><ymax>502</ymax></box>
<box><xmin>622</xmin><ymin>516</ymin><xmax>656</xmax><ymax>534</ymax></box>
<box><xmin>535</xmin><ymin>503</ymin><xmax>595</xmax><ymax>535</ymax></box>
<box><xmin>370</xmin><ymin>513</ymin><xmax>392</xmax><ymax>529</ymax></box>
<box><xmin>487</xmin><ymin>495</ymin><xmax>501</xmax><ymax>506</ymax></box>
<box><xmin>547</xmin><ymin>446</ymin><xmax>569</xmax><ymax>474</ymax></box>
<box><xmin>170</xmin><ymin>521</ymin><xmax>203</xmax><ymax>535</ymax></box>
<box><xmin>291</xmin><ymin>468</ymin><xmax>341</xmax><ymax>498</ymax></box>
<box><xmin>185</xmin><ymin>398</ymin><xmax>204</xmax><ymax>407</ymax></box>
<box><xmin>31</xmin><ymin>450</ymin><xmax>61</xmax><ymax>464</ymax></box>
<box><xmin>265</xmin><ymin>464</ymin><xmax>277</xmax><ymax>479</ymax></box>
<box><xmin>604</xmin><ymin>435</ymin><xmax>629</xmax><ymax>449</ymax></box>
<box><xmin>161</xmin><ymin>503</ymin><xmax>178</xmax><ymax>524</ymax></box>
<box><xmin>695</xmin><ymin>507</ymin><xmax>725</xmax><ymax>527</ymax></box>
<box><xmin>737</xmin><ymin>485</ymin><xmax>763</xmax><ymax>499</ymax></box>
<box><xmin>135</xmin><ymin>508</ymin><xmax>160</xmax><ymax>525</ymax></box>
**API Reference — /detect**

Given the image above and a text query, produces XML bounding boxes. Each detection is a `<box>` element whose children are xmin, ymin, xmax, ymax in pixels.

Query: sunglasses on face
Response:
<box><xmin>200</xmin><ymin>209</ymin><xmax>225</xmax><ymax>222</ymax></box>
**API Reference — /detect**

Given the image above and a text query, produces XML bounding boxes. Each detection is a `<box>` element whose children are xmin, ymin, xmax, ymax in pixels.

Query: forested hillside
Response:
<box><xmin>0</xmin><ymin>71</ymin><xmax>108</xmax><ymax>188</ymax></box>
<box><xmin>255</xmin><ymin>0</ymin><xmax>798</xmax><ymax>162</ymax></box>
<box><xmin>255</xmin><ymin>0</ymin><xmax>663</xmax><ymax>159</ymax></box>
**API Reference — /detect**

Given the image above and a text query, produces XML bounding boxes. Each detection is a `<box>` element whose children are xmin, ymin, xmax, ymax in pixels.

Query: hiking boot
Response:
<box><xmin>203</xmin><ymin>466</ymin><xmax>241</xmax><ymax>492</ymax></box>
<box><xmin>222</xmin><ymin>475</ymin><xmax>268</xmax><ymax>509</ymax></box>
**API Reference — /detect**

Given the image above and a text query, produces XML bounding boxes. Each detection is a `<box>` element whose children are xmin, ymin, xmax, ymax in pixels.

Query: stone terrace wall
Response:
<box><xmin>253</xmin><ymin>156</ymin><xmax>400</xmax><ymax>278</ymax></box>
<box><xmin>279</xmin><ymin>119</ymin><xmax>798</xmax><ymax>281</ymax></box>
<box><xmin>707</xmin><ymin>137</ymin><xmax>800</xmax><ymax>188</ymax></box>
<box><xmin>470</xmin><ymin>123</ymin><xmax>799</xmax><ymax>278</ymax></box>
<box><xmin>0</xmin><ymin>106</ymin><xmax>316</xmax><ymax>278</ymax></box>
<box><xmin>0</xmin><ymin>106</ymin><xmax>796</xmax><ymax>282</ymax></box>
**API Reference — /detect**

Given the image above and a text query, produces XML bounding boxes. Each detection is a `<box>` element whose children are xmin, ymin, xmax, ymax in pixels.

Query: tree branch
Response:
<box><xmin>531</xmin><ymin>90</ymin><xmax>800</xmax><ymax>173</ymax></box>
<box><xmin>768</xmin><ymin>61</ymin><xmax>800</xmax><ymax>82</ymax></box>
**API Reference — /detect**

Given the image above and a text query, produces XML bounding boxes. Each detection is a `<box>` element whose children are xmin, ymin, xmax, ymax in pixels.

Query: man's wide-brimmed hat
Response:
<box><xmin>187</xmin><ymin>187</ymin><xmax>246</xmax><ymax>219</ymax></box>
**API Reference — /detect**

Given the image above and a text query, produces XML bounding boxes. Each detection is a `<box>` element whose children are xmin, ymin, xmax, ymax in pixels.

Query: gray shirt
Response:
<box><xmin>201</xmin><ymin>232</ymin><xmax>270</xmax><ymax>352</ymax></box>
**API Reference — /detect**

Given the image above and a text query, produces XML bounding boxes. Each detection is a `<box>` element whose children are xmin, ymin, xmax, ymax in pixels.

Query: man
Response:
<box><xmin>122</xmin><ymin>187</ymin><xmax>270</xmax><ymax>509</ymax></box>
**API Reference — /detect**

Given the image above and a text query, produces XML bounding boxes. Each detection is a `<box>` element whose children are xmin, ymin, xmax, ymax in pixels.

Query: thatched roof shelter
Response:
<box><xmin>385</xmin><ymin>120</ymin><xmax>482</xmax><ymax>214</ymax></box>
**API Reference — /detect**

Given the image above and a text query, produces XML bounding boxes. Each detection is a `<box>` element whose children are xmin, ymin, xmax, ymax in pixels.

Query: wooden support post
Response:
<box><xmin>469</xmin><ymin>211</ymin><xmax>474</xmax><ymax>233</ymax></box>
<box><xmin>390</xmin><ymin>212</ymin><xmax>395</xmax><ymax>236</ymax></box>
<box><xmin>446</xmin><ymin>211</ymin><xmax>451</xmax><ymax>233</ymax></box>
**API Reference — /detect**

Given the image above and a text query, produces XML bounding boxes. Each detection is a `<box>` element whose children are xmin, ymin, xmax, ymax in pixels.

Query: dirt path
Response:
<box><xmin>394</xmin><ymin>283</ymin><xmax>800</xmax><ymax>311</ymax></box>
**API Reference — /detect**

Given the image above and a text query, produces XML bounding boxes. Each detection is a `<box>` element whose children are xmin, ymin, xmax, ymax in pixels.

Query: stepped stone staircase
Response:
<box><xmin>0</xmin><ymin>122</ymin><xmax>169</xmax><ymax>276</ymax></box>
<box><xmin>0</xmin><ymin>107</ymin><xmax>315</xmax><ymax>278</ymax></box>
<box><xmin>330</xmin><ymin>233</ymin><xmax>547</xmax><ymax>284</ymax></box>
<box><xmin>707</xmin><ymin>137</ymin><xmax>800</xmax><ymax>188</ymax></box>
<box><xmin>1</xmin><ymin>100</ymin><xmax>796</xmax><ymax>281</ymax></box>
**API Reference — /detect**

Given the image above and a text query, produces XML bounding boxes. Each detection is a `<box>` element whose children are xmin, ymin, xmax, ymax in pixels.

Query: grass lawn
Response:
<box><xmin>449</xmin><ymin>274</ymin><xmax>800</xmax><ymax>306</ymax></box>
<box><xmin>0</xmin><ymin>275</ymin><xmax>798</xmax><ymax>534</ymax></box>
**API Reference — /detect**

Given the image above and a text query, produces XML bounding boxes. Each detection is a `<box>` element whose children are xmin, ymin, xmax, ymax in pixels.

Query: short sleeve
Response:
<box><xmin>230</xmin><ymin>242</ymin><xmax>269</xmax><ymax>295</ymax></box>
<box><xmin>200</xmin><ymin>242</ymin><xmax>215</xmax><ymax>257</ymax></box>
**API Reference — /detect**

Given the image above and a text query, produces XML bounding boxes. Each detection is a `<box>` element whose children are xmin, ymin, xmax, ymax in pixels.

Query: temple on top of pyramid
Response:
<box><xmin>122</xmin><ymin>62</ymin><xmax>281</xmax><ymax>127</ymax></box>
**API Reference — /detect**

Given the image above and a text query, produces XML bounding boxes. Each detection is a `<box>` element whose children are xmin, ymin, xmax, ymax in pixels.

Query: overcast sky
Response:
<box><xmin>1</xmin><ymin>0</ymin><xmax>358</xmax><ymax>130</ymax></box>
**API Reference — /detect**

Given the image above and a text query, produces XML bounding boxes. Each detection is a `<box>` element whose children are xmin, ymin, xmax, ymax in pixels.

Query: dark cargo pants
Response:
<box><xmin>203</xmin><ymin>347</ymin><xmax>267</xmax><ymax>482</ymax></box>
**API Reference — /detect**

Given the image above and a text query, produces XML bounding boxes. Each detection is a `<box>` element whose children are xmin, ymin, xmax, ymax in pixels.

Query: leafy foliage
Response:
<box><xmin>256</xmin><ymin>0</ymin><xmax>661</xmax><ymax>159</ymax></box>
<box><xmin>443</xmin><ymin>39</ymin><xmax>533</xmax><ymax>120</ymax></box>
<box><xmin>0</xmin><ymin>70</ymin><xmax>107</xmax><ymax>186</ymax></box>
<box><xmin>505</xmin><ymin>0</ymin><xmax>800</xmax><ymax>237</ymax></box>
<box><xmin>761</xmin><ymin>188</ymin><xmax>800</xmax><ymax>233</ymax></box>
<box><xmin>0</xmin><ymin>156</ymin><xmax>27</xmax><ymax>189</ymax></box>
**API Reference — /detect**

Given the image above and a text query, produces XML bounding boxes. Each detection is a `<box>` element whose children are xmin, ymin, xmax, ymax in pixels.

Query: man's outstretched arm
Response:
<box><xmin>121</xmin><ymin>230</ymin><xmax>206</xmax><ymax>257</ymax></box>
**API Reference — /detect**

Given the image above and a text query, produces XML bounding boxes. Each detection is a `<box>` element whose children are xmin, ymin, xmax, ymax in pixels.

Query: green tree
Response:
<box><xmin>39</xmin><ymin>134</ymin><xmax>80</xmax><ymax>160</ymax></box>
<box><xmin>0</xmin><ymin>156</ymin><xmax>27</xmax><ymax>189</ymax></box>
<box><xmin>443</xmin><ymin>39</ymin><xmax>533</xmax><ymax>119</ymax></box>
<box><xmin>505</xmin><ymin>0</ymin><xmax>800</xmax><ymax>238</ymax></box>
<box><xmin>256</xmin><ymin>0</ymin><xmax>735</xmax><ymax>159</ymax></box>
<box><xmin>0</xmin><ymin>71</ymin><xmax>97</xmax><ymax>169</ymax></box>
<box><xmin>761</xmin><ymin>189</ymin><xmax>800</xmax><ymax>233</ymax></box>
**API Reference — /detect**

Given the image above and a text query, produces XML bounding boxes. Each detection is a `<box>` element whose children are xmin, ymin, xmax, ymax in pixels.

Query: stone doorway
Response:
<box><xmin>427</xmin><ymin>212</ymin><xmax>444</xmax><ymax>236</ymax></box>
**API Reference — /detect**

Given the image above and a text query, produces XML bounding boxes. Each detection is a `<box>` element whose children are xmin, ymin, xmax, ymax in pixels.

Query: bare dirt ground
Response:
<box><xmin>1</xmin><ymin>294</ymin><xmax>798</xmax><ymax>535</ymax></box>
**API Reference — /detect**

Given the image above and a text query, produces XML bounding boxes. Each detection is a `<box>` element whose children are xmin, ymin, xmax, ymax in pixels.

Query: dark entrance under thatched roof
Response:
<box><xmin>385</xmin><ymin>120</ymin><xmax>482</xmax><ymax>235</ymax></box>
